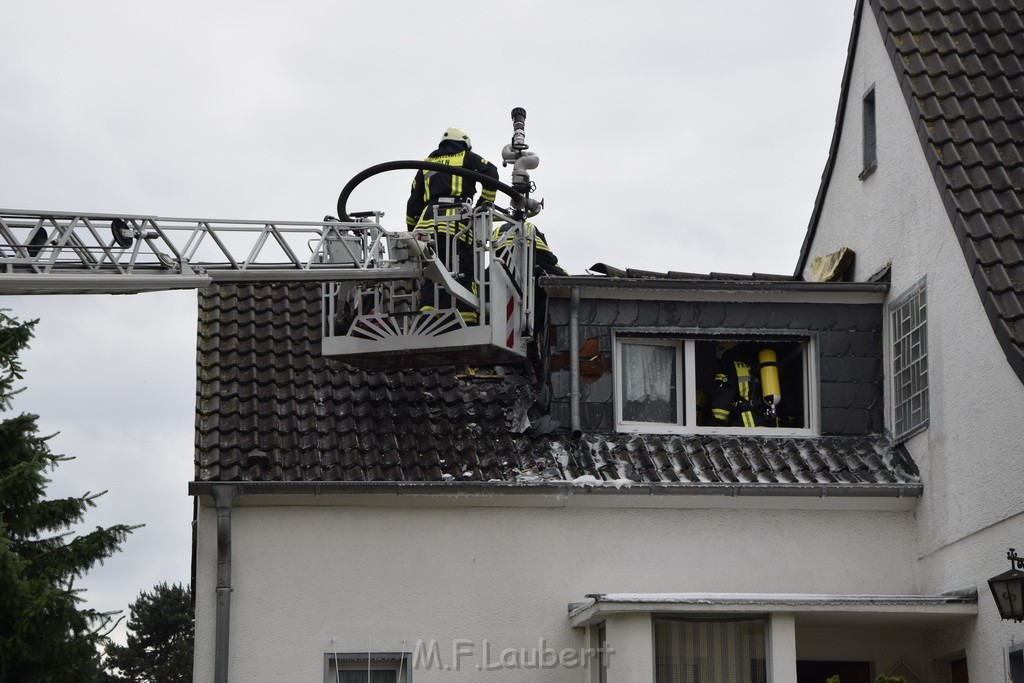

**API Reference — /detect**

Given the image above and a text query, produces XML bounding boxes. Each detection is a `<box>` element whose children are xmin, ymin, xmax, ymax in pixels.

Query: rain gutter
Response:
<box><xmin>211</xmin><ymin>485</ymin><xmax>237</xmax><ymax>683</ymax></box>
<box><xmin>189</xmin><ymin>480</ymin><xmax>922</xmax><ymax>500</ymax></box>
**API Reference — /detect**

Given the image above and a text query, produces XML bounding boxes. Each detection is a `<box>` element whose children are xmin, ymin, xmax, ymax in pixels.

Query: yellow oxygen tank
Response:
<box><xmin>759</xmin><ymin>348</ymin><xmax>781</xmax><ymax>414</ymax></box>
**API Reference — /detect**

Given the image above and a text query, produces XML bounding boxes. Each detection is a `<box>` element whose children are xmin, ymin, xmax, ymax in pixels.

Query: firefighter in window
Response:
<box><xmin>707</xmin><ymin>342</ymin><xmax>785</xmax><ymax>428</ymax></box>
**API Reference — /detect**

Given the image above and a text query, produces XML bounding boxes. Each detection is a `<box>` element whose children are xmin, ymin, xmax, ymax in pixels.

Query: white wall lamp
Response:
<box><xmin>989</xmin><ymin>548</ymin><xmax>1024</xmax><ymax>622</ymax></box>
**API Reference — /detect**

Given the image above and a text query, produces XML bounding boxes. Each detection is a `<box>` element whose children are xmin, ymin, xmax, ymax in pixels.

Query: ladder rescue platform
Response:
<box><xmin>0</xmin><ymin>108</ymin><xmax>544</xmax><ymax>369</ymax></box>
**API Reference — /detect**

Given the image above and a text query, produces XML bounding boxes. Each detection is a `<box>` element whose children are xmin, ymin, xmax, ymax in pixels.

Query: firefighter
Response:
<box><xmin>492</xmin><ymin>220</ymin><xmax>567</xmax><ymax>332</ymax></box>
<box><xmin>492</xmin><ymin>221</ymin><xmax>568</xmax><ymax>277</ymax></box>
<box><xmin>406</xmin><ymin>127</ymin><xmax>500</xmax><ymax>323</ymax></box>
<box><xmin>491</xmin><ymin>220</ymin><xmax>567</xmax><ymax>368</ymax></box>
<box><xmin>708</xmin><ymin>343</ymin><xmax>781</xmax><ymax>428</ymax></box>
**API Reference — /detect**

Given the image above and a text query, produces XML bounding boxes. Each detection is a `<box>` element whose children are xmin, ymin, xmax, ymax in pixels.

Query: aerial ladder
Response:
<box><xmin>0</xmin><ymin>109</ymin><xmax>545</xmax><ymax>369</ymax></box>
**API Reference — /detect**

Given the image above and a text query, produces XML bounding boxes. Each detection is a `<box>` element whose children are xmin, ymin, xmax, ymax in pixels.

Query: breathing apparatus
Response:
<box><xmin>758</xmin><ymin>348</ymin><xmax>782</xmax><ymax>418</ymax></box>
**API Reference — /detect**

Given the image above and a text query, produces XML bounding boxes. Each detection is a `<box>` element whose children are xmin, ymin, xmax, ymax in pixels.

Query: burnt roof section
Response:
<box><xmin>798</xmin><ymin>0</ymin><xmax>1024</xmax><ymax>383</ymax></box>
<box><xmin>587</xmin><ymin>263</ymin><xmax>797</xmax><ymax>282</ymax></box>
<box><xmin>541</xmin><ymin>269</ymin><xmax>889</xmax><ymax>298</ymax></box>
<box><xmin>194</xmin><ymin>283</ymin><xmax>919</xmax><ymax>493</ymax></box>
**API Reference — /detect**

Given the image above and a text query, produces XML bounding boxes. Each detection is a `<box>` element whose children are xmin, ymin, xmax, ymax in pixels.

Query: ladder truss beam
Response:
<box><xmin>0</xmin><ymin>209</ymin><xmax>412</xmax><ymax>293</ymax></box>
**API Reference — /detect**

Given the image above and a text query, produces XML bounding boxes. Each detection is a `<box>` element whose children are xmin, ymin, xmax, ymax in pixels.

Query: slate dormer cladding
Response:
<box><xmin>194</xmin><ymin>283</ymin><xmax>917</xmax><ymax>491</ymax></box>
<box><xmin>799</xmin><ymin>0</ymin><xmax>1024</xmax><ymax>383</ymax></box>
<box><xmin>542</xmin><ymin>276</ymin><xmax>885</xmax><ymax>436</ymax></box>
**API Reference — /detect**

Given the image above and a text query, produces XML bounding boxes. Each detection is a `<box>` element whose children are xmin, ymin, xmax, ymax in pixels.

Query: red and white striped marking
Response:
<box><xmin>506</xmin><ymin>296</ymin><xmax>516</xmax><ymax>348</ymax></box>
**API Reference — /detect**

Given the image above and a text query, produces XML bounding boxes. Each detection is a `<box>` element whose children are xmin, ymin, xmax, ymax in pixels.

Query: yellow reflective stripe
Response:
<box><xmin>734</xmin><ymin>361</ymin><xmax>751</xmax><ymax>401</ymax></box>
<box><xmin>481</xmin><ymin>187</ymin><xmax>496</xmax><ymax>202</ymax></box>
<box><xmin>712</xmin><ymin>408</ymin><xmax>730</xmax><ymax>422</ymax></box>
<box><xmin>422</xmin><ymin>170</ymin><xmax>432</xmax><ymax>201</ymax></box>
<box><xmin>742</xmin><ymin>411</ymin><xmax>755</xmax><ymax>427</ymax></box>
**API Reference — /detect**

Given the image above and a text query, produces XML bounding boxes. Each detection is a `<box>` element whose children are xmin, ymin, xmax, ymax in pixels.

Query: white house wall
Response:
<box><xmin>193</xmin><ymin>499</ymin><xmax>918</xmax><ymax>682</ymax></box>
<box><xmin>800</xmin><ymin>2</ymin><xmax>1024</xmax><ymax>678</ymax></box>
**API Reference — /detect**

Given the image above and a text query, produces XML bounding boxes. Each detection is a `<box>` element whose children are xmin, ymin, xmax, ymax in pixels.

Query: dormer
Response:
<box><xmin>541</xmin><ymin>272</ymin><xmax>887</xmax><ymax>439</ymax></box>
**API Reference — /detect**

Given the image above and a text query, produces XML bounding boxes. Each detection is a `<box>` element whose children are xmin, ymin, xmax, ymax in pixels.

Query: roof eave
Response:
<box><xmin>568</xmin><ymin>590</ymin><xmax>977</xmax><ymax>627</ymax></box>
<box><xmin>189</xmin><ymin>480</ymin><xmax>922</xmax><ymax>509</ymax></box>
<box><xmin>541</xmin><ymin>276</ymin><xmax>888</xmax><ymax>302</ymax></box>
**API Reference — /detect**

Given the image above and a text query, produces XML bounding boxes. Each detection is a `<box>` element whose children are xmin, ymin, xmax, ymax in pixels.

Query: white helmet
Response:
<box><xmin>442</xmin><ymin>127</ymin><xmax>471</xmax><ymax>149</ymax></box>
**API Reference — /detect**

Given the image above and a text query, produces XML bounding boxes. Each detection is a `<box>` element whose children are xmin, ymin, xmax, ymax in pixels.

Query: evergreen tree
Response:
<box><xmin>0</xmin><ymin>312</ymin><xmax>138</xmax><ymax>682</ymax></box>
<box><xmin>104</xmin><ymin>582</ymin><xmax>194</xmax><ymax>682</ymax></box>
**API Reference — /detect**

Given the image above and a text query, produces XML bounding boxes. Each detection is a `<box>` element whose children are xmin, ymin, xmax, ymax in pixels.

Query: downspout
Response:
<box><xmin>569</xmin><ymin>286</ymin><xmax>581</xmax><ymax>435</ymax></box>
<box><xmin>212</xmin><ymin>485</ymin><xmax>237</xmax><ymax>683</ymax></box>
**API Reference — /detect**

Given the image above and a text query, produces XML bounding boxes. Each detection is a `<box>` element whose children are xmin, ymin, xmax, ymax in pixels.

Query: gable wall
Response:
<box><xmin>799</xmin><ymin>2</ymin><xmax>1024</xmax><ymax>677</ymax></box>
<box><xmin>545</xmin><ymin>299</ymin><xmax>883</xmax><ymax>436</ymax></box>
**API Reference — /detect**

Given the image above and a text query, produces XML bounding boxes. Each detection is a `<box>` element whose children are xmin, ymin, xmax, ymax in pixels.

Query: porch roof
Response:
<box><xmin>568</xmin><ymin>591</ymin><xmax>978</xmax><ymax>629</ymax></box>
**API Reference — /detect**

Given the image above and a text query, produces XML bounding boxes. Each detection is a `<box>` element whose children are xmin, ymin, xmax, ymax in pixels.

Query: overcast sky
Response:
<box><xmin>1</xmin><ymin>0</ymin><xmax>858</xmax><ymax>643</ymax></box>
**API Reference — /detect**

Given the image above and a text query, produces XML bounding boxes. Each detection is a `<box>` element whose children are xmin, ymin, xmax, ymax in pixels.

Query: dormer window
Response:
<box><xmin>614</xmin><ymin>334</ymin><xmax>816</xmax><ymax>436</ymax></box>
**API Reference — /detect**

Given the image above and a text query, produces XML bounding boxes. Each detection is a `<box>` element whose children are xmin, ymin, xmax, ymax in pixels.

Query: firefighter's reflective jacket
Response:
<box><xmin>709</xmin><ymin>349</ymin><xmax>779</xmax><ymax>428</ymax></box>
<box><xmin>405</xmin><ymin>139</ymin><xmax>500</xmax><ymax>239</ymax></box>
<box><xmin>492</xmin><ymin>222</ymin><xmax>568</xmax><ymax>276</ymax></box>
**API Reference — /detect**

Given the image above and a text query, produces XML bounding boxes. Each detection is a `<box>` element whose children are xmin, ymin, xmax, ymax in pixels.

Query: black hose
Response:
<box><xmin>336</xmin><ymin>160</ymin><xmax>525</xmax><ymax>222</ymax></box>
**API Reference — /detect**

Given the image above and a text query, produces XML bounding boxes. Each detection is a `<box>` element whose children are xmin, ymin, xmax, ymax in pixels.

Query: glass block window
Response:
<box><xmin>891</xmin><ymin>278</ymin><xmax>929</xmax><ymax>441</ymax></box>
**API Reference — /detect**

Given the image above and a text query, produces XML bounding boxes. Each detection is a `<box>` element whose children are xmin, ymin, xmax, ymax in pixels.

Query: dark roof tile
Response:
<box><xmin>815</xmin><ymin>0</ymin><xmax>1024</xmax><ymax>384</ymax></box>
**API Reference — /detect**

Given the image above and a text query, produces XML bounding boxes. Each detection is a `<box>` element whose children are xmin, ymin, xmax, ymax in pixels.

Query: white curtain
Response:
<box><xmin>622</xmin><ymin>343</ymin><xmax>676</xmax><ymax>423</ymax></box>
<box><xmin>654</xmin><ymin>617</ymin><xmax>767</xmax><ymax>683</ymax></box>
<box><xmin>623</xmin><ymin>343</ymin><xmax>674</xmax><ymax>402</ymax></box>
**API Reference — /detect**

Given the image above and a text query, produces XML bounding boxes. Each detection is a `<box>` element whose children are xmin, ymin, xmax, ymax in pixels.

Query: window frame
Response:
<box><xmin>616</xmin><ymin>337</ymin><xmax>684</xmax><ymax>427</ymax></box>
<box><xmin>652</xmin><ymin>614</ymin><xmax>769</xmax><ymax>683</ymax></box>
<box><xmin>590</xmin><ymin>621</ymin><xmax>608</xmax><ymax>683</ymax></box>
<box><xmin>889</xmin><ymin>278</ymin><xmax>929</xmax><ymax>442</ymax></box>
<box><xmin>859</xmin><ymin>85</ymin><xmax>878</xmax><ymax>180</ymax></box>
<box><xmin>324</xmin><ymin>652</ymin><xmax>411</xmax><ymax>683</ymax></box>
<box><xmin>1007</xmin><ymin>642</ymin><xmax>1023</xmax><ymax>683</ymax></box>
<box><xmin>613</xmin><ymin>330</ymin><xmax>818</xmax><ymax>437</ymax></box>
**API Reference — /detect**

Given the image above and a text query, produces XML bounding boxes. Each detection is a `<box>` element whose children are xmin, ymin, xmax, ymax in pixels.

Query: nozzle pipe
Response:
<box><xmin>510</xmin><ymin>107</ymin><xmax>528</xmax><ymax>151</ymax></box>
<box><xmin>511</xmin><ymin>107</ymin><xmax>527</xmax><ymax>128</ymax></box>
